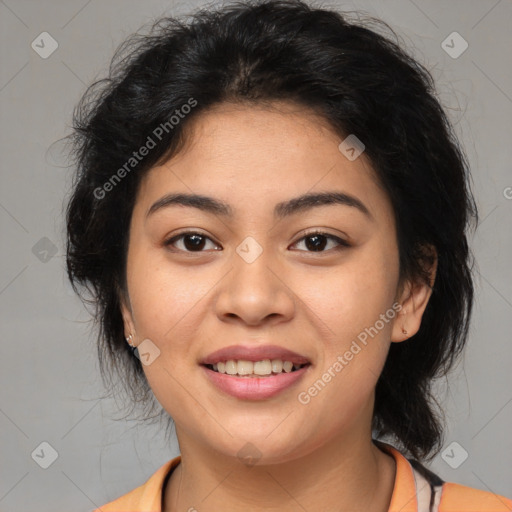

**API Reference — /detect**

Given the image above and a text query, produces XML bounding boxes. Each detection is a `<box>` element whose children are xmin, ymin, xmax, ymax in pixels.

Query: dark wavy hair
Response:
<box><xmin>65</xmin><ymin>0</ymin><xmax>478</xmax><ymax>460</ymax></box>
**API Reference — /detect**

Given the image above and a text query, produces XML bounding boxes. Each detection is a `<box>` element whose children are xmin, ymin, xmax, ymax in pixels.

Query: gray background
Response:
<box><xmin>0</xmin><ymin>0</ymin><xmax>511</xmax><ymax>510</ymax></box>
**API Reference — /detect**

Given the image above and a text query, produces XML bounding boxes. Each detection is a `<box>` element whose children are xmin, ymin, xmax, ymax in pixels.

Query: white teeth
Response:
<box><xmin>210</xmin><ymin>359</ymin><xmax>305</xmax><ymax>376</ymax></box>
<box><xmin>253</xmin><ymin>360</ymin><xmax>272</xmax><ymax>375</ymax></box>
<box><xmin>237</xmin><ymin>360</ymin><xmax>253</xmax><ymax>375</ymax></box>
<box><xmin>271</xmin><ymin>359</ymin><xmax>283</xmax><ymax>373</ymax></box>
<box><xmin>225</xmin><ymin>360</ymin><xmax>237</xmax><ymax>375</ymax></box>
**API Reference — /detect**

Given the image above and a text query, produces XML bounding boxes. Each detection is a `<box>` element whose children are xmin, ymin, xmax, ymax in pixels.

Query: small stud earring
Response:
<box><xmin>126</xmin><ymin>334</ymin><xmax>136</xmax><ymax>348</ymax></box>
<box><xmin>401</xmin><ymin>307</ymin><xmax>408</xmax><ymax>335</ymax></box>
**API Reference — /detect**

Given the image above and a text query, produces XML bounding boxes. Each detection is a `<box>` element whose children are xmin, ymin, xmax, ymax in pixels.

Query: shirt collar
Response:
<box><xmin>128</xmin><ymin>442</ymin><xmax>420</xmax><ymax>511</ymax></box>
<box><xmin>376</xmin><ymin>441</ymin><xmax>422</xmax><ymax>512</ymax></box>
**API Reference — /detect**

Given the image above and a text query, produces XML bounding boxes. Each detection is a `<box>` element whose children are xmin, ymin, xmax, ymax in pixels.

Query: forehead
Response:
<box><xmin>134</xmin><ymin>102</ymin><xmax>393</xmax><ymax>224</ymax></box>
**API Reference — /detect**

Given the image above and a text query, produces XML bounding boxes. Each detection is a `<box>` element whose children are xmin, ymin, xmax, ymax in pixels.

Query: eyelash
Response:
<box><xmin>163</xmin><ymin>230</ymin><xmax>351</xmax><ymax>254</ymax></box>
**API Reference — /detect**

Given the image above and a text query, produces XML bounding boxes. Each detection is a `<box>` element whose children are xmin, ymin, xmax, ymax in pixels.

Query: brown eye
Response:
<box><xmin>164</xmin><ymin>230</ymin><xmax>350</xmax><ymax>254</ymax></box>
<box><xmin>164</xmin><ymin>232</ymin><xmax>219</xmax><ymax>252</ymax></box>
<box><xmin>291</xmin><ymin>231</ymin><xmax>350</xmax><ymax>253</ymax></box>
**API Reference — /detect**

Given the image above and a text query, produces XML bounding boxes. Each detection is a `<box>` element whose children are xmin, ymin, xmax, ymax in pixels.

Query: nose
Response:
<box><xmin>214</xmin><ymin>244</ymin><xmax>296</xmax><ymax>327</ymax></box>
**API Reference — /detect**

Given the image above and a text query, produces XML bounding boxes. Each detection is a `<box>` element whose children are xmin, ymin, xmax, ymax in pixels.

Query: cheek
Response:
<box><xmin>296</xmin><ymin>246</ymin><xmax>399</xmax><ymax>406</ymax></box>
<box><xmin>293</xmin><ymin>254</ymin><xmax>398</xmax><ymax>427</ymax></box>
<box><xmin>126</xmin><ymin>246</ymin><xmax>213</xmax><ymax>359</ymax></box>
<box><xmin>301</xmin><ymin>246</ymin><xmax>398</xmax><ymax>334</ymax></box>
<box><xmin>125</xmin><ymin>249</ymin><xmax>211</xmax><ymax>415</ymax></box>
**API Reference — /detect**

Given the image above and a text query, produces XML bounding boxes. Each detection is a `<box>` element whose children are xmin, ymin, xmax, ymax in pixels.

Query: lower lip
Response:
<box><xmin>201</xmin><ymin>365</ymin><xmax>310</xmax><ymax>400</ymax></box>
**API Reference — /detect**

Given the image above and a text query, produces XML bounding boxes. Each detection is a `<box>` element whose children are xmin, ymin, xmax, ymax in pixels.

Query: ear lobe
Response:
<box><xmin>391</xmin><ymin>245</ymin><xmax>438</xmax><ymax>343</ymax></box>
<box><xmin>119</xmin><ymin>292</ymin><xmax>136</xmax><ymax>340</ymax></box>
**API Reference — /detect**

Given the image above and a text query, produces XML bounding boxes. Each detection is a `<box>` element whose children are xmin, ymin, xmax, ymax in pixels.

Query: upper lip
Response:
<box><xmin>200</xmin><ymin>344</ymin><xmax>311</xmax><ymax>365</ymax></box>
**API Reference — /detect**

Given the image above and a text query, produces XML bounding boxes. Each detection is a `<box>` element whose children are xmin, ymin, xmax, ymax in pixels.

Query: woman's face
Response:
<box><xmin>121</xmin><ymin>102</ymin><xmax>428</xmax><ymax>464</ymax></box>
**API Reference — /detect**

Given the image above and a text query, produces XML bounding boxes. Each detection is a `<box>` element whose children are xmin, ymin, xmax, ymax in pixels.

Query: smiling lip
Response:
<box><xmin>201</xmin><ymin>364</ymin><xmax>310</xmax><ymax>400</ymax></box>
<box><xmin>199</xmin><ymin>344</ymin><xmax>311</xmax><ymax>400</ymax></box>
<box><xmin>200</xmin><ymin>344</ymin><xmax>310</xmax><ymax>365</ymax></box>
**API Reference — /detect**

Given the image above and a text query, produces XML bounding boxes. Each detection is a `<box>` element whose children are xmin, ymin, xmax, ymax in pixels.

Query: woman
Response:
<box><xmin>65</xmin><ymin>0</ymin><xmax>512</xmax><ymax>510</ymax></box>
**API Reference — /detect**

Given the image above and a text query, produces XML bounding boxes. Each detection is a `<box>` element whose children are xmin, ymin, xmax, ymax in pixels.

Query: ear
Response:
<box><xmin>119</xmin><ymin>286</ymin><xmax>137</xmax><ymax>342</ymax></box>
<box><xmin>391</xmin><ymin>244</ymin><xmax>438</xmax><ymax>343</ymax></box>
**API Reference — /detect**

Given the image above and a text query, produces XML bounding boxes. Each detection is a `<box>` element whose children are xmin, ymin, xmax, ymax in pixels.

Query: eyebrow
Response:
<box><xmin>146</xmin><ymin>191</ymin><xmax>373</xmax><ymax>221</ymax></box>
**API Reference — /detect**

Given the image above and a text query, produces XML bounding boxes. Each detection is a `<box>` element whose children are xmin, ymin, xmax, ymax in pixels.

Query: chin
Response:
<box><xmin>206</xmin><ymin>429</ymin><xmax>314</xmax><ymax>467</ymax></box>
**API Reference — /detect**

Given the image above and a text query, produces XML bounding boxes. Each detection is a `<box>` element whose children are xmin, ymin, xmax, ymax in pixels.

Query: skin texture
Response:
<box><xmin>120</xmin><ymin>101</ymin><xmax>437</xmax><ymax>511</ymax></box>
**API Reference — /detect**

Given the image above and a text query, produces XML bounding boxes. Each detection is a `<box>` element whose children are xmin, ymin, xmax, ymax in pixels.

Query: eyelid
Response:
<box><xmin>164</xmin><ymin>229</ymin><xmax>351</xmax><ymax>253</ymax></box>
<box><xmin>290</xmin><ymin>229</ymin><xmax>351</xmax><ymax>251</ymax></box>
<box><xmin>164</xmin><ymin>229</ymin><xmax>220</xmax><ymax>249</ymax></box>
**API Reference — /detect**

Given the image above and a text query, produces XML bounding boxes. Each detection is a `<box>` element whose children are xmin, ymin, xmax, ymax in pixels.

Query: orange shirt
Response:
<box><xmin>94</xmin><ymin>443</ymin><xmax>512</xmax><ymax>511</ymax></box>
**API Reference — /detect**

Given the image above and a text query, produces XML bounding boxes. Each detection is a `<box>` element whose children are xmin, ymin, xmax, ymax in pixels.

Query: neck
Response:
<box><xmin>163</xmin><ymin>434</ymin><xmax>396</xmax><ymax>512</ymax></box>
